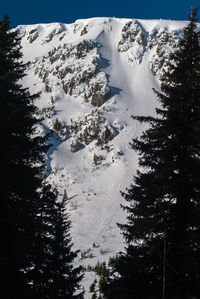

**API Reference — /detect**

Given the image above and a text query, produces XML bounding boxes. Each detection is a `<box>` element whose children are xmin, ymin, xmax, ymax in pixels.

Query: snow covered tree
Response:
<box><xmin>100</xmin><ymin>9</ymin><xmax>200</xmax><ymax>299</ymax></box>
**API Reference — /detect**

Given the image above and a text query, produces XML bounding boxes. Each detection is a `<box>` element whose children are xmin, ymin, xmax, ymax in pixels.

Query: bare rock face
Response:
<box><xmin>91</xmin><ymin>89</ymin><xmax>111</xmax><ymax>107</ymax></box>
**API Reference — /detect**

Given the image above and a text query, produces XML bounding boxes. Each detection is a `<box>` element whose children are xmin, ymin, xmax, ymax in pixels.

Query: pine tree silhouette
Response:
<box><xmin>0</xmin><ymin>15</ymin><xmax>83</xmax><ymax>299</ymax></box>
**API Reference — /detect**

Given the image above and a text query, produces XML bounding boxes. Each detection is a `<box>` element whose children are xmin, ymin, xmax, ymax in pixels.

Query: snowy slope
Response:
<box><xmin>17</xmin><ymin>17</ymin><xmax>187</xmax><ymax>297</ymax></box>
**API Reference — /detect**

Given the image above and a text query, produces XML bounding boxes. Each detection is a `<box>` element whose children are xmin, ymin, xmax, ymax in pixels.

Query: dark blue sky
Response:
<box><xmin>1</xmin><ymin>0</ymin><xmax>200</xmax><ymax>28</ymax></box>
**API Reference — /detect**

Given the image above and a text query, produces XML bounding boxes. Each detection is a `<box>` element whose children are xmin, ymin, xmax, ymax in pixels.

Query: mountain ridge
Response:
<box><xmin>17</xmin><ymin>17</ymin><xmax>188</xmax><ymax>297</ymax></box>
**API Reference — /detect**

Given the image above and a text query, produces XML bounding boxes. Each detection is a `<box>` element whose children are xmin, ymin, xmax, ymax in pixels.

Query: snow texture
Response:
<box><xmin>17</xmin><ymin>17</ymin><xmax>188</xmax><ymax>297</ymax></box>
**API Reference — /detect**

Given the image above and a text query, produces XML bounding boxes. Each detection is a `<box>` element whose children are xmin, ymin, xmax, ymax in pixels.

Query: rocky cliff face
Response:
<box><xmin>17</xmin><ymin>17</ymin><xmax>187</xmax><ymax>297</ymax></box>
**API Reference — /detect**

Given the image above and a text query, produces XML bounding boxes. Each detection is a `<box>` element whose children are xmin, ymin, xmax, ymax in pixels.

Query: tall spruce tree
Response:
<box><xmin>0</xmin><ymin>14</ymin><xmax>45</xmax><ymax>298</ymax></box>
<box><xmin>100</xmin><ymin>9</ymin><xmax>200</xmax><ymax>299</ymax></box>
<box><xmin>49</xmin><ymin>196</ymin><xmax>84</xmax><ymax>299</ymax></box>
<box><xmin>0</xmin><ymin>15</ymin><xmax>83</xmax><ymax>299</ymax></box>
<box><xmin>29</xmin><ymin>185</ymin><xmax>84</xmax><ymax>299</ymax></box>
<box><xmin>29</xmin><ymin>184</ymin><xmax>59</xmax><ymax>299</ymax></box>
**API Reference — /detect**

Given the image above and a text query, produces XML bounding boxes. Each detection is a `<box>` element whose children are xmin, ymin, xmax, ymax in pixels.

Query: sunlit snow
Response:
<box><xmin>17</xmin><ymin>17</ymin><xmax>187</xmax><ymax>297</ymax></box>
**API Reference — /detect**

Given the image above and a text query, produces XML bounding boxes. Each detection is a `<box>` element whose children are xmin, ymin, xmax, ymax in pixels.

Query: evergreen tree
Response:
<box><xmin>0</xmin><ymin>15</ymin><xmax>83</xmax><ymax>298</ymax></box>
<box><xmin>49</xmin><ymin>197</ymin><xmax>84</xmax><ymax>299</ymax></box>
<box><xmin>0</xmin><ymin>14</ymin><xmax>45</xmax><ymax>298</ymax></box>
<box><xmin>101</xmin><ymin>9</ymin><xmax>200</xmax><ymax>299</ymax></box>
<box><xmin>28</xmin><ymin>184</ymin><xmax>58</xmax><ymax>299</ymax></box>
<box><xmin>28</xmin><ymin>185</ymin><xmax>83</xmax><ymax>299</ymax></box>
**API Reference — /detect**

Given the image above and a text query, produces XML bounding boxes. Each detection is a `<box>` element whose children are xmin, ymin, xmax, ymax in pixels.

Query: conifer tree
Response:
<box><xmin>0</xmin><ymin>15</ymin><xmax>83</xmax><ymax>298</ymax></box>
<box><xmin>101</xmin><ymin>9</ymin><xmax>200</xmax><ymax>299</ymax></box>
<box><xmin>0</xmin><ymin>14</ymin><xmax>45</xmax><ymax>298</ymax></box>
<box><xmin>29</xmin><ymin>186</ymin><xmax>83</xmax><ymax>299</ymax></box>
<box><xmin>28</xmin><ymin>184</ymin><xmax>58</xmax><ymax>299</ymax></box>
<box><xmin>49</xmin><ymin>197</ymin><xmax>84</xmax><ymax>299</ymax></box>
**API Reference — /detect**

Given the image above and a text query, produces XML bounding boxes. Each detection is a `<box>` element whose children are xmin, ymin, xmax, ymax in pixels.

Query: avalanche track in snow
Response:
<box><xmin>17</xmin><ymin>17</ymin><xmax>187</xmax><ymax>297</ymax></box>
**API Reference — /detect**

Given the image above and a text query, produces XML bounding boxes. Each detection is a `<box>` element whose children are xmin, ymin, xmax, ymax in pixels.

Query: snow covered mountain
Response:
<box><xmin>17</xmin><ymin>17</ymin><xmax>187</xmax><ymax>297</ymax></box>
